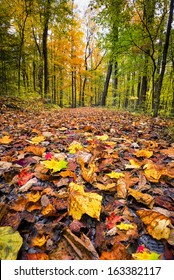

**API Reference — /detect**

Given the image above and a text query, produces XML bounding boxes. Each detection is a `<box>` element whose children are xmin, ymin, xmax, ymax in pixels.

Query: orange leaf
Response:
<box><xmin>136</xmin><ymin>209</ymin><xmax>172</xmax><ymax>240</ymax></box>
<box><xmin>26</xmin><ymin>253</ymin><xmax>49</xmax><ymax>260</ymax></box>
<box><xmin>42</xmin><ymin>204</ymin><xmax>56</xmax><ymax>216</ymax></box>
<box><xmin>24</xmin><ymin>146</ymin><xmax>46</xmax><ymax>156</ymax></box>
<box><xmin>26</xmin><ymin>191</ymin><xmax>41</xmax><ymax>203</ymax></box>
<box><xmin>135</xmin><ymin>149</ymin><xmax>153</xmax><ymax>158</ymax></box>
<box><xmin>32</xmin><ymin>235</ymin><xmax>47</xmax><ymax>247</ymax></box>
<box><xmin>0</xmin><ymin>135</ymin><xmax>13</xmax><ymax>144</ymax></box>
<box><xmin>128</xmin><ymin>188</ymin><xmax>154</xmax><ymax>209</ymax></box>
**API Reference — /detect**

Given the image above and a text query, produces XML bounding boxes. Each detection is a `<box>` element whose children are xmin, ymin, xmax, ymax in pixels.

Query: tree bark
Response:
<box><xmin>101</xmin><ymin>60</ymin><xmax>112</xmax><ymax>106</ymax></box>
<box><xmin>153</xmin><ymin>0</ymin><xmax>174</xmax><ymax>117</ymax></box>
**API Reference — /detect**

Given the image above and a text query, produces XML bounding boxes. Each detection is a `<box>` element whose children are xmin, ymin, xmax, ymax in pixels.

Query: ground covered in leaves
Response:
<box><xmin>0</xmin><ymin>105</ymin><xmax>174</xmax><ymax>260</ymax></box>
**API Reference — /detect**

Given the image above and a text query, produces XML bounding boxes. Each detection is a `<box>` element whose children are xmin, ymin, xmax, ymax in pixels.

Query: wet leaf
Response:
<box><xmin>68</xmin><ymin>182</ymin><xmax>102</xmax><ymax>220</ymax></box>
<box><xmin>107</xmin><ymin>171</ymin><xmax>125</xmax><ymax>179</ymax></box>
<box><xmin>0</xmin><ymin>135</ymin><xmax>13</xmax><ymax>144</ymax></box>
<box><xmin>116</xmin><ymin>222</ymin><xmax>134</xmax><ymax>231</ymax></box>
<box><xmin>42</xmin><ymin>159</ymin><xmax>68</xmax><ymax>173</ymax></box>
<box><xmin>128</xmin><ymin>188</ymin><xmax>154</xmax><ymax>208</ymax></box>
<box><xmin>0</xmin><ymin>226</ymin><xmax>23</xmax><ymax>260</ymax></box>
<box><xmin>136</xmin><ymin>209</ymin><xmax>172</xmax><ymax>240</ymax></box>
<box><xmin>135</xmin><ymin>149</ymin><xmax>153</xmax><ymax>158</ymax></box>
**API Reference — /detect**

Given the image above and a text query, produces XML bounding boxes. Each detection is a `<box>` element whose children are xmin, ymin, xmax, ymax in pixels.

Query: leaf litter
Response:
<box><xmin>0</xmin><ymin>106</ymin><xmax>174</xmax><ymax>260</ymax></box>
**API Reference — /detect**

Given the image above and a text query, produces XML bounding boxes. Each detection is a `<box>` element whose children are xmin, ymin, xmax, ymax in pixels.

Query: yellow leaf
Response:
<box><xmin>0</xmin><ymin>135</ymin><xmax>13</xmax><ymax>144</ymax></box>
<box><xmin>135</xmin><ymin>149</ymin><xmax>153</xmax><ymax>158</ymax></box>
<box><xmin>0</xmin><ymin>226</ymin><xmax>23</xmax><ymax>260</ymax></box>
<box><xmin>143</xmin><ymin>162</ymin><xmax>163</xmax><ymax>182</ymax></box>
<box><xmin>42</xmin><ymin>204</ymin><xmax>56</xmax><ymax>216</ymax></box>
<box><xmin>68</xmin><ymin>141</ymin><xmax>83</xmax><ymax>154</ymax></box>
<box><xmin>128</xmin><ymin>188</ymin><xmax>154</xmax><ymax>209</ymax></box>
<box><xmin>32</xmin><ymin>235</ymin><xmax>47</xmax><ymax>247</ymax></box>
<box><xmin>42</xmin><ymin>159</ymin><xmax>68</xmax><ymax>173</ymax></box>
<box><xmin>26</xmin><ymin>191</ymin><xmax>41</xmax><ymax>203</ymax></box>
<box><xmin>132</xmin><ymin>251</ymin><xmax>160</xmax><ymax>260</ymax></box>
<box><xmin>68</xmin><ymin>182</ymin><xmax>102</xmax><ymax>221</ymax></box>
<box><xmin>116</xmin><ymin>222</ymin><xmax>134</xmax><ymax>231</ymax></box>
<box><xmin>107</xmin><ymin>171</ymin><xmax>125</xmax><ymax>179</ymax></box>
<box><xmin>30</xmin><ymin>136</ymin><xmax>45</xmax><ymax>144</ymax></box>
<box><xmin>136</xmin><ymin>209</ymin><xmax>171</xmax><ymax>240</ymax></box>
<box><xmin>125</xmin><ymin>159</ymin><xmax>142</xmax><ymax>169</ymax></box>
<box><xmin>96</xmin><ymin>134</ymin><xmax>109</xmax><ymax>141</ymax></box>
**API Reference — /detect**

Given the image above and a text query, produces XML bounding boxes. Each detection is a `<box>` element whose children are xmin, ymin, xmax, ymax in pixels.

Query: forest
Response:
<box><xmin>0</xmin><ymin>0</ymin><xmax>174</xmax><ymax>262</ymax></box>
<box><xmin>0</xmin><ymin>0</ymin><xmax>174</xmax><ymax>116</ymax></box>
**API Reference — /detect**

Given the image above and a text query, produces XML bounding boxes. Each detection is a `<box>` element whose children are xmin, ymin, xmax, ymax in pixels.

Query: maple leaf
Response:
<box><xmin>116</xmin><ymin>222</ymin><xmax>134</xmax><ymax>231</ymax></box>
<box><xmin>132</xmin><ymin>251</ymin><xmax>160</xmax><ymax>260</ymax></box>
<box><xmin>96</xmin><ymin>134</ymin><xmax>109</xmax><ymax>141</ymax></box>
<box><xmin>107</xmin><ymin>171</ymin><xmax>125</xmax><ymax>179</ymax></box>
<box><xmin>135</xmin><ymin>149</ymin><xmax>153</xmax><ymax>158</ymax></box>
<box><xmin>68</xmin><ymin>141</ymin><xmax>83</xmax><ymax>154</ymax></box>
<box><xmin>42</xmin><ymin>159</ymin><xmax>68</xmax><ymax>173</ymax></box>
<box><xmin>0</xmin><ymin>135</ymin><xmax>13</xmax><ymax>144</ymax></box>
<box><xmin>30</xmin><ymin>135</ymin><xmax>45</xmax><ymax>145</ymax></box>
<box><xmin>106</xmin><ymin>213</ymin><xmax>122</xmax><ymax>229</ymax></box>
<box><xmin>68</xmin><ymin>182</ymin><xmax>102</xmax><ymax>221</ymax></box>
<box><xmin>45</xmin><ymin>152</ymin><xmax>53</xmax><ymax>160</ymax></box>
<box><xmin>24</xmin><ymin>145</ymin><xmax>46</xmax><ymax>156</ymax></box>
<box><xmin>0</xmin><ymin>226</ymin><xmax>23</xmax><ymax>260</ymax></box>
<box><xmin>17</xmin><ymin>169</ymin><xmax>34</xmax><ymax>186</ymax></box>
<box><xmin>136</xmin><ymin>209</ymin><xmax>172</xmax><ymax>240</ymax></box>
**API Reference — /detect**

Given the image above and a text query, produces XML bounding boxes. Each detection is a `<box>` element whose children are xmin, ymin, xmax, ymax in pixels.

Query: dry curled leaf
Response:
<box><xmin>128</xmin><ymin>188</ymin><xmax>154</xmax><ymax>209</ymax></box>
<box><xmin>136</xmin><ymin>209</ymin><xmax>172</xmax><ymax>240</ymax></box>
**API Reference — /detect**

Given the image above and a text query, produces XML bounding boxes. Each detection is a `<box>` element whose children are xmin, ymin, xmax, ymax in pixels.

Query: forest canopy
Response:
<box><xmin>0</xmin><ymin>0</ymin><xmax>174</xmax><ymax>116</ymax></box>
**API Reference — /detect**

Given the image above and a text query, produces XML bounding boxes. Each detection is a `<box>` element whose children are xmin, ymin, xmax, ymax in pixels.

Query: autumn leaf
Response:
<box><xmin>106</xmin><ymin>213</ymin><xmax>122</xmax><ymax>229</ymax></box>
<box><xmin>24</xmin><ymin>145</ymin><xmax>46</xmax><ymax>156</ymax></box>
<box><xmin>0</xmin><ymin>226</ymin><xmax>23</xmax><ymax>260</ymax></box>
<box><xmin>45</xmin><ymin>152</ymin><xmax>53</xmax><ymax>160</ymax></box>
<box><xmin>42</xmin><ymin>159</ymin><xmax>68</xmax><ymax>173</ymax></box>
<box><xmin>107</xmin><ymin>171</ymin><xmax>125</xmax><ymax>179</ymax></box>
<box><xmin>128</xmin><ymin>188</ymin><xmax>154</xmax><ymax>209</ymax></box>
<box><xmin>29</xmin><ymin>136</ymin><xmax>45</xmax><ymax>145</ymax></box>
<box><xmin>143</xmin><ymin>161</ymin><xmax>163</xmax><ymax>182</ymax></box>
<box><xmin>42</xmin><ymin>204</ymin><xmax>56</xmax><ymax>216</ymax></box>
<box><xmin>26</xmin><ymin>253</ymin><xmax>49</xmax><ymax>260</ymax></box>
<box><xmin>136</xmin><ymin>209</ymin><xmax>172</xmax><ymax>240</ymax></box>
<box><xmin>116</xmin><ymin>222</ymin><xmax>134</xmax><ymax>231</ymax></box>
<box><xmin>125</xmin><ymin>159</ymin><xmax>142</xmax><ymax>169</ymax></box>
<box><xmin>96</xmin><ymin>134</ymin><xmax>109</xmax><ymax>141</ymax></box>
<box><xmin>135</xmin><ymin>149</ymin><xmax>153</xmax><ymax>158</ymax></box>
<box><xmin>79</xmin><ymin>158</ymin><xmax>98</xmax><ymax>183</ymax></box>
<box><xmin>17</xmin><ymin>169</ymin><xmax>34</xmax><ymax>186</ymax></box>
<box><xmin>68</xmin><ymin>141</ymin><xmax>83</xmax><ymax>154</ymax></box>
<box><xmin>32</xmin><ymin>235</ymin><xmax>47</xmax><ymax>247</ymax></box>
<box><xmin>26</xmin><ymin>191</ymin><xmax>41</xmax><ymax>203</ymax></box>
<box><xmin>68</xmin><ymin>182</ymin><xmax>102</xmax><ymax>221</ymax></box>
<box><xmin>0</xmin><ymin>135</ymin><xmax>13</xmax><ymax>144</ymax></box>
<box><xmin>132</xmin><ymin>251</ymin><xmax>160</xmax><ymax>260</ymax></box>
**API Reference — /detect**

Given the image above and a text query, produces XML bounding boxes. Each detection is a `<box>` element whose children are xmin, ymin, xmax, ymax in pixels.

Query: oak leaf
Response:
<box><xmin>42</xmin><ymin>159</ymin><xmax>68</xmax><ymax>173</ymax></box>
<box><xmin>136</xmin><ymin>209</ymin><xmax>172</xmax><ymax>240</ymax></box>
<box><xmin>128</xmin><ymin>188</ymin><xmax>154</xmax><ymax>209</ymax></box>
<box><xmin>68</xmin><ymin>182</ymin><xmax>102</xmax><ymax>221</ymax></box>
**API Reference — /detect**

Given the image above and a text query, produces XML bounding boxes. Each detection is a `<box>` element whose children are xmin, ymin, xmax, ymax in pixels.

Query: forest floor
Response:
<box><xmin>0</xmin><ymin>97</ymin><xmax>174</xmax><ymax>260</ymax></box>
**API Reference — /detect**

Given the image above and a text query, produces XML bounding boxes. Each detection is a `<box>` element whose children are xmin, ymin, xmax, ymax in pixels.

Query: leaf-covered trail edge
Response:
<box><xmin>0</xmin><ymin>106</ymin><xmax>174</xmax><ymax>260</ymax></box>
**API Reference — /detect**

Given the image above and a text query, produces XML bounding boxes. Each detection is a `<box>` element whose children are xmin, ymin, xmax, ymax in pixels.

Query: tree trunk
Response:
<box><xmin>112</xmin><ymin>61</ymin><xmax>118</xmax><ymax>106</ymax></box>
<box><xmin>153</xmin><ymin>0</ymin><xmax>174</xmax><ymax>117</ymax></box>
<box><xmin>101</xmin><ymin>60</ymin><xmax>112</xmax><ymax>106</ymax></box>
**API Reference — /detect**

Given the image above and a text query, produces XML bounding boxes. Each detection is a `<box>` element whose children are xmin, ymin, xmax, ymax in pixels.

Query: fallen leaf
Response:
<box><xmin>117</xmin><ymin>178</ymin><xmax>127</xmax><ymax>198</ymax></box>
<box><xmin>30</xmin><ymin>136</ymin><xmax>45</xmax><ymax>144</ymax></box>
<box><xmin>0</xmin><ymin>135</ymin><xmax>13</xmax><ymax>144</ymax></box>
<box><xmin>32</xmin><ymin>235</ymin><xmax>47</xmax><ymax>247</ymax></box>
<box><xmin>132</xmin><ymin>250</ymin><xmax>160</xmax><ymax>260</ymax></box>
<box><xmin>161</xmin><ymin>147</ymin><xmax>174</xmax><ymax>158</ymax></box>
<box><xmin>136</xmin><ymin>209</ymin><xmax>172</xmax><ymax>240</ymax></box>
<box><xmin>42</xmin><ymin>159</ymin><xmax>68</xmax><ymax>173</ymax></box>
<box><xmin>106</xmin><ymin>212</ymin><xmax>122</xmax><ymax>229</ymax></box>
<box><xmin>143</xmin><ymin>161</ymin><xmax>164</xmax><ymax>182</ymax></box>
<box><xmin>128</xmin><ymin>188</ymin><xmax>154</xmax><ymax>208</ymax></box>
<box><xmin>17</xmin><ymin>169</ymin><xmax>34</xmax><ymax>186</ymax></box>
<box><xmin>26</xmin><ymin>253</ymin><xmax>49</xmax><ymax>260</ymax></box>
<box><xmin>135</xmin><ymin>149</ymin><xmax>153</xmax><ymax>158</ymax></box>
<box><xmin>0</xmin><ymin>226</ymin><xmax>23</xmax><ymax>259</ymax></box>
<box><xmin>68</xmin><ymin>182</ymin><xmax>102</xmax><ymax>221</ymax></box>
<box><xmin>79</xmin><ymin>158</ymin><xmax>97</xmax><ymax>183</ymax></box>
<box><xmin>93</xmin><ymin>182</ymin><xmax>116</xmax><ymax>191</ymax></box>
<box><xmin>107</xmin><ymin>171</ymin><xmax>125</xmax><ymax>179</ymax></box>
<box><xmin>19</xmin><ymin>177</ymin><xmax>38</xmax><ymax>192</ymax></box>
<box><xmin>26</xmin><ymin>191</ymin><xmax>41</xmax><ymax>203</ymax></box>
<box><xmin>68</xmin><ymin>141</ymin><xmax>83</xmax><ymax>154</ymax></box>
<box><xmin>24</xmin><ymin>145</ymin><xmax>46</xmax><ymax>156</ymax></box>
<box><xmin>116</xmin><ymin>222</ymin><xmax>134</xmax><ymax>231</ymax></box>
<box><xmin>42</xmin><ymin>204</ymin><xmax>56</xmax><ymax>216</ymax></box>
<box><xmin>96</xmin><ymin>134</ymin><xmax>109</xmax><ymax>141</ymax></box>
<box><xmin>100</xmin><ymin>242</ymin><xmax>133</xmax><ymax>260</ymax></box>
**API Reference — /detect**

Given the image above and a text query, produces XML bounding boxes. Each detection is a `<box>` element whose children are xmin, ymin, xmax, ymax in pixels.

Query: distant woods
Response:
<box><xmin>0</xmin><ymin>0</ymin><xmax>174</xmax><ymax>116</ymax></box>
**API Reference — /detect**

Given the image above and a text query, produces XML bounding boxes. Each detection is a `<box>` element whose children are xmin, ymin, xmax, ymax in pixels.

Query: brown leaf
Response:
<box><xmin>100</xmin><ymin>242</ymin><xmax>133</xmax><ymax>260</ymax></box>
<box><xmin>136</xmin><ymin>209</ymin><xmax>172</xmax><ymax>240</ymax></box>
<box><xmin>128</xmin><ymin>188</ymin><xmax>154</xmax><ymax>209</ymax></box>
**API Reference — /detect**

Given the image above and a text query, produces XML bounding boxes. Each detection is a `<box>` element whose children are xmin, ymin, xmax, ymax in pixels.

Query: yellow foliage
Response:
<box><xmin>68</xmin><ymin>182</ymin><xmax>102</xmax><ymax>221</ymax></box>
<box><xmin>0</xmin><ymin>135</ymin><xmax>13</xmax><ymax>144</ymax></box>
